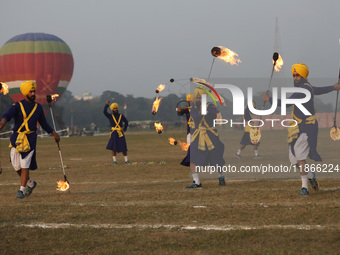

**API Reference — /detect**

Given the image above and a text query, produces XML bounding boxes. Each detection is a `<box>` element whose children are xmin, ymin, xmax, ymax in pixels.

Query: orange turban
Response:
<box><xmin>291</xmin><ymin>63</ymin><xmax>309</xmax><ymax>78</ymax></box>
<box><xmin>20</xmin><ymin>81</ymin><xmax>37</xmax><ymax>96</ymax></box>
<box><xmin>110</xmin><ymin>103</ymin><xmax>118</xmax><ymax>111</ymax></box>
<box><xmin>186</xmin><ymin>93</ymin><xmax>194</xmax><ymax>102</ymax></box>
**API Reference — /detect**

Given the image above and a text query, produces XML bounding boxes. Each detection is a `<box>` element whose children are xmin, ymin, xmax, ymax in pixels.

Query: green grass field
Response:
<box><xmin>1</xmin><ymin>128</ymin><xmax>340</xmax><ymax>254</ymax></box>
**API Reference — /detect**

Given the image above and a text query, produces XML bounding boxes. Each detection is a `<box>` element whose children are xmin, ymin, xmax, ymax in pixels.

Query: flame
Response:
<box><xmin>178</xmin><ymin>140</ymin><xmax>189</xmax><ymax>151</ymax></box>
<box><xmin>217</xmin><ymin>46</ymin><xmax>241</xmax><ymax>65</ymax></box>
<box><xmin>330</xmin><ymin>126</ymin><xmax>340</xmax><ymax>141</ymax></box>
<box><xmin>274</xmin><ymin>54</ymin><xmax>283</xmax><ymax>72</ymax></box>
<box><xmin>168</xmin><ymin>137</ymin><xmax>177</xmax><ymax>145</ymax></box>
<box><xmin>152</xmin><ymin>97</ymin><xmax>162</xmax><ymax>115</ymax></box>
<box><xmin>51</xmin><ymin>94</ymin><xmax>59</xmax><ymax>101</ymax></box>
<box><xmin>0</xmin><ymin>82</ymin><xmax>9</xmax><ymax>95</ymax></box>
<box><xmin>56</xmin><ymin>180</ymin><xmax>70</xmax><ymax>191</ymax></box>
<box><xmin>155</xmin><ymin>84</ymin><xmax>165</xmax><ymax>93</ymax></box>
<box><xmin>154</xmin><ymin>122</ymin><xmax>163</xmax><ymax>133</ymax></box>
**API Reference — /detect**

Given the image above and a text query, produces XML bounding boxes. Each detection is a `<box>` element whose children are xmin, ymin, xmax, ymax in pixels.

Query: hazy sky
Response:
<box><xmin>2</xmin><ymin>0</ymin><xmax>340</xmax><ymax>98</ymax></box>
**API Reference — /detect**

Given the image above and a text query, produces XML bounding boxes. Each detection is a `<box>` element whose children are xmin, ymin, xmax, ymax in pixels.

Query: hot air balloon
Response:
<box><xmin>0</xmin><ymin>33</ymin><xmax>74</xmax><ymax>112</ymax></box>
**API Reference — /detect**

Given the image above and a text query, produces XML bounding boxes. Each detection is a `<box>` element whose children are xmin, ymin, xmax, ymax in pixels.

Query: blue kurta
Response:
<box><xmin>103</xmin><ymin>104</ymin><xmax>128</xmax><ymax>152</ymax></box>
<box><xmin>2</xmin><ymin>100</ymin><xmax>54</xmax><ymax>170</ymax></box>
<box><xmin>240</xmin><ymin>105</ymin><xmax>260</xmax><ymax>146</ymax></box>
<box><xmin>178</xmin><ymin>107</ymin><xmax>190</xmax><ymax>134</ymax></box>
<box><xmin>271</xmin><ymin>78</ymin><xmax>334</xmax><ymax>162</ymax></box>
<box><xmin>182</xmin><ymin>103</ymin><xmax>225</xmax><ymax>166</ymax></box>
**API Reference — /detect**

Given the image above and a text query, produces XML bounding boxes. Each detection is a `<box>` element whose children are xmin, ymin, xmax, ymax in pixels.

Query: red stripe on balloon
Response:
<box><xmin>0</xmin><ymin>53</ymin><xmax>74</xmax><ymax>82</ymax></box>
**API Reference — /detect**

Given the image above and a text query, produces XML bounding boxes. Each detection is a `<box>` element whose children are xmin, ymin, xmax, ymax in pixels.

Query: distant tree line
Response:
<box><xmin>51</xmin><ymin>90</ymin><xmax>188</xmax><ymax>131</ymax></box>
<box><xmin>0</xmin><ymin>89</ymin><xmax>336</xmax><ymax>132</ymax></box>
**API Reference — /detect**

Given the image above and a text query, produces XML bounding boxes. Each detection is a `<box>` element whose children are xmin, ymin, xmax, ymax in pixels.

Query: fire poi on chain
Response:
<box><xmin>155</xmin><ymin>84</ymin><xmax>165</xmax><ymax>93</ymax></box>
<box><xmin>168</xmin><ymin>137</ymin><xmax>177</xmax><ymax>145</ymax></box>
<box><xmin>178</xmin><ymin>140</ymin><xmax>189</xmax><ymax>151</ymax></box>
<box><xmin>168</xmin><ymin>137</ymin><xmax>188</xmax><ymax>151</ymax></box>
<box><xmin>47</xmin><ymin>94</ymin><xmax>70</xmax><ymax>191</ymax></box>
<box><xmin>154</xmin><ymin>122</ymin><xmax>163</xmax><ymax>134</ymax></box>
<box><xmin>152</xmin><ymin>97</ymin><xmax>162</xmax><ymax>115</ymax></box>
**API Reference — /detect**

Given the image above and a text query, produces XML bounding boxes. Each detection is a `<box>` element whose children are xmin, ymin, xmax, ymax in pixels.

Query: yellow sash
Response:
<box><xmin>287</xmin><ymin>105</ymin><xmax>316</xmax><ymax>143</ymax></box>
<box><xmin>110</xmin><ymin>114</ymin><xmax>123</xmax><ymax>137</ymax></box>
<box><xmin>189</xmin><ymin>116</ymin><xmax>195</xmax><ymax>129</ymax></box>
<box><xmin>292</xmin><ymin>114</ymin><xmax>316</xmax><ymax>125</ymax></box>
<box><xmin>187</xmin><ymin>108</ymin><xmax>194</xmax><ymax>129</ymax></box>
<box><xmin>287</xmin><ymin>121</ymin><xmax>299</xmax><ymax>143</ymax></box>
<box><xmin>10</xmin><ymin>102</ymin><xmax>37</xmax><ymax>152</ymax></box>
<box><xmin>191</xmin><ymin>117</ymin><xmax>218</xmax><ymax>151</ymax></box>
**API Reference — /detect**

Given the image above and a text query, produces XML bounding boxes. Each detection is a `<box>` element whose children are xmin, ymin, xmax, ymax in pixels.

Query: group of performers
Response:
<box><xmin>1</xmin><ymin>63</ymin><xmax>340</xmax><ymax>198</ymax></box>
<box><xmin>177</xmin><ymin>63</ymin><xmax>340</xmax><ymax>195</ymax></box>
<box><xmin>0</xmin><ymin>81</ymin><xmax>131</xmax><ymax>199</ymax></box>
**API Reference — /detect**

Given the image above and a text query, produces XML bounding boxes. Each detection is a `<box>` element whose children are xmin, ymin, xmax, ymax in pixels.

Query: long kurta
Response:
<box><xmin>240</xmin><ymin>105</ymin><xmax>260</xmax><ymax>146</ymax></box>
<box><xmin>271</xmin><ymin>78</ymin><xmax>334</xmax><ymax>162</ymax></box>
<box><xmin>2</xmin><ymin>99</ymin><xmax>54</xmax><ymax>170</ymax></box>
<box><xmin>181</xmin><ymin>103</ymin><xmax>225</xmax><ymax>166</ymax></box>
<box><xmin>178</xmin><ymin>107</ymin><xmax>190</xmax><ymax>134</ymax></box>
<box><xmin>103</xmin><ymin>104</ymin><xmax>128</xmax><ymax>152</ymax></box>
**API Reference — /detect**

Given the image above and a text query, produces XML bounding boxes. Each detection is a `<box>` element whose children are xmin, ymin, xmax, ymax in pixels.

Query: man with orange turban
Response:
<box><xmin>181</xmin><ymin>87</ymin><xmax>226</xmax><ymax>188</ymax></box>
<box><xmin>0</xmin><ymin>81</ymin><xmax>60</xmax><ymax>199</ymax></box>
<box><xmin>263</xmin><ymin>63</ymin><xmax>340</xmax><ymax>196</ymax></box>
<box><xmin>104</xmin><ymin>100</ymin><xmax>129</xmax><ymax>165</ymax></box>
<box><xmin>177</xmin><ymin>93</ymin><xmax>194</xmax><ymax>145</ymax></box>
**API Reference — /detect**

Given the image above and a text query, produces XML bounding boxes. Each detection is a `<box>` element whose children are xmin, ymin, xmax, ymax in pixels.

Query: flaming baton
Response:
<box><xmin>250</xmin><ymin>52</ymin><xmax>282</xmax><ymax>144</ymax></box>
<box><xmin>211</xmin><ymin>46</ymin><xmax>242</xmax><ymax>65</ymax></box>
<box><xmin>46</xmin><ymin>94</ymin><xmax>70</xmax><ymax>191</ymax></box>
<box><xmin>208</xmin><ymin>46</ymin><xmax>241</xmax><ymax>82</ymax></box>
<box><xmin>264</xmin><ymin>52</ymin><xmax>280</xmax><ymax>105</ymax></box>
<box><xmin>330</xmin><ymin>39</ymin><xmax>340</xmax><ymax>141</ymax></box>
<box><xmin>0</xmin><ymin>82</ymin><xmax>9</xmax><ymax>95</ymax></box>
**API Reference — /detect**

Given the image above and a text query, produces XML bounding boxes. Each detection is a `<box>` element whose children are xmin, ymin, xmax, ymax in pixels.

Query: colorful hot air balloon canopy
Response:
<box><xmin>0</xmin><ymin>33</ymin><xmax>74</xmax><ymax>108</ymax></box>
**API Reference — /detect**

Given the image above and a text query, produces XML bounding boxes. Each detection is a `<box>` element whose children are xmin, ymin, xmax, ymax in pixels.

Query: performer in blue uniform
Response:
<box><xmin>0</xmin><ymin>81</ymin><xmax>60</xmax><ymax>199</ymax></box>
<box><xmin>177</xmin><ymin>93</ymin><xmax>194</xmax><ymax>145</ymax></box>
<box><xmin>263</xmin><ymin>63</ymin><xmax>340</xmax><ymax>196</ymax></box>
<box><xmin>181</xmin><ymin>87</ymin><xmax>226</xmax><ymax>188</ymax></box>
<box><xmin>104</xmin><ymin>101</ymin><xmax>129</xmax><ymax>164</ymax></box>
<box><xmin>235</xmin><ymin>101</ymin><xmax>263</xmax><ymax>159</ymax></box>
